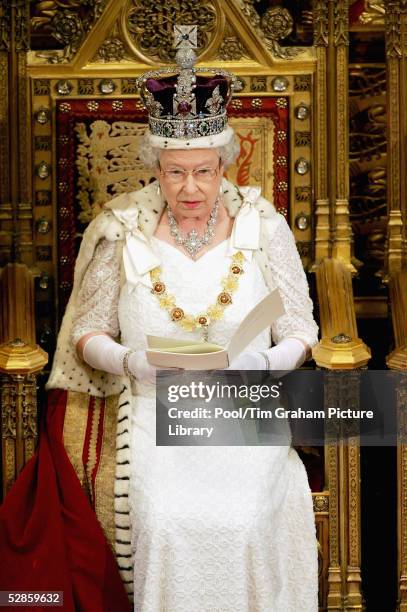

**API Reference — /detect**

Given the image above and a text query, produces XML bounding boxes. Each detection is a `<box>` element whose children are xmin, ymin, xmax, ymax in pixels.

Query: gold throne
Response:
<box><xmin>6</xmin><ymin>2</ymin><xmax>404</xmax><ymax>610</ymax></box>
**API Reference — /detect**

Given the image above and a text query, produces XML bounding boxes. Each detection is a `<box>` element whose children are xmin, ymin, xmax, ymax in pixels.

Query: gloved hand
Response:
<box><xmin>228</xmin><ymin>337</ymin><xmax>307</xmax><ymax>371</ymax></box>
<box><xmin>81</xmin><ymin>334</ymin><xmax>158</xmax><ymax>383</ymax></box>
<box><xmin>227</xmin><ymin>349</ymin><xmax>266</xmax><ymax>371</ymax></box>
<box><xmin>127</xmin><ymin>350</ymin><xmax>158</xmax><ymax>384</ymax></box>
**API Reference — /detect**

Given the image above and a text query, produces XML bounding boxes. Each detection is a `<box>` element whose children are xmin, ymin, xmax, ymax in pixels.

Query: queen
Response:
<box><xmin>1</xmin><ymin>26</ymin><xmax>319</xmax><ymax>612</ymax></box>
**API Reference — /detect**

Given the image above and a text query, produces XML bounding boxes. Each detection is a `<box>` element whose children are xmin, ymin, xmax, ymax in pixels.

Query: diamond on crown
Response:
<box><xmin>136</xmin><ymin>25</ymin><xmax>238</xmax><ymax>140</ymax></box>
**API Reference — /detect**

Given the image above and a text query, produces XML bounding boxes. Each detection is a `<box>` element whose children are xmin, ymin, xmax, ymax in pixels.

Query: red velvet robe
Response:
<box><xmin>0</xmin><ymin>389</ymin><xmax>131</xmax><ymax>612</ymax></box>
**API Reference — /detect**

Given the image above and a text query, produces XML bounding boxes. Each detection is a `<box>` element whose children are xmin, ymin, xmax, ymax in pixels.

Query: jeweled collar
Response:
<box><xmin>104</xmin><ymin>179</ymin><xmax>275</xmax><ymax>290</ymax></box>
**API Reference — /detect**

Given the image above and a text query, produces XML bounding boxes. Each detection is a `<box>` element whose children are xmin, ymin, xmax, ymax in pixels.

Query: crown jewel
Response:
<box><xmin>136</xmin><ymin>25</ymin><xmax>239</xmax><ymax>141</ymax></box>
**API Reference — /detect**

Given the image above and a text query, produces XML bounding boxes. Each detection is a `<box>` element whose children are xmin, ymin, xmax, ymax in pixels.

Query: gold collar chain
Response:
<box><xmin>150</xmin><ymin>251</ymin><xmax>245</xmax><ymax>341</ymax></box>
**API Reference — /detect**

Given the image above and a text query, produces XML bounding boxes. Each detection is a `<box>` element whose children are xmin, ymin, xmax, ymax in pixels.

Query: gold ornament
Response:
<box><xmin>218</xmin><ymin>292</ymin><xmax>232</xmax><ymax>305</ymax></box>
<box><xmin>150</xmin><ymin>251</ymin><xmax>245</xmax><ymax>340</ymax></box>
<box><xmin>171</xmin><ymin>307</ymin><xmax>184</xmax><ymax>321</ymax></box>
<box><xmin>152</xmin><ymin>281</ymin><xmax>165</xmax><ymax>294</ymax></box>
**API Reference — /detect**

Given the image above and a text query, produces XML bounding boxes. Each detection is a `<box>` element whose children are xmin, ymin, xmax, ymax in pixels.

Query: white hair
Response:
<box><xmin>138</xmin><ymin>130</ymin><xmax>240</xmax><ymax>170</ymax></box>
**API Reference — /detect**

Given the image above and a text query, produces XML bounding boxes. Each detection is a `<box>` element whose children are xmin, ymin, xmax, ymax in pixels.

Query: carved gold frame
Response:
<box><xmin>0</xmin><ymin>1</ymin><xmax>376</xmax><ymax>610</ymax></box>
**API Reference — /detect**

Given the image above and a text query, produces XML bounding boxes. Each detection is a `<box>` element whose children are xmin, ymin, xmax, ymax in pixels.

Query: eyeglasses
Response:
<box><xmin>159</xmin><ymin>163</ymin><xmax>220</xmax><ymax>184</ymax></box>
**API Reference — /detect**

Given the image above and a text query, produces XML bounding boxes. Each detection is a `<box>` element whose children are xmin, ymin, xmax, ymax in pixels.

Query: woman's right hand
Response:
<box><xmin>128</xmin><ymin>352</ymin><xmax>183</xmax><ymax>384</ymax></box>
<box><xmin>79</xmin><ymin>333</ymin><xmax>182</xmax><ymax>383</ymax></box>
<box><xmin>127</xmin><ymin>350</ymin><xmax>158</xmax><ymax>384</ymax></box>
<box><xmin>79</xmin><ymin>333</ymin><xmax>157</xmax><ymax>382</ymax></box>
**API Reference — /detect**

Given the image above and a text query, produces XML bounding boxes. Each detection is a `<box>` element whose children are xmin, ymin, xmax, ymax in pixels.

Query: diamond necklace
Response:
<box><xmin>167</xmin><ymin>198</ymin><xmax>219</xmax><ymax>259</ymax></box>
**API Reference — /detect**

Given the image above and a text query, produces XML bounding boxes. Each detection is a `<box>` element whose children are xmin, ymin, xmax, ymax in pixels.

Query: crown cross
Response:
<box><xmin>173</xmin><ymin>25</ymin><xmax>198</xmax><ymax>119</ymax></box>
<box><xmin>174</xmin><ymin>25</ymin><xmax>197</xmax><ymax>50</ymax></box>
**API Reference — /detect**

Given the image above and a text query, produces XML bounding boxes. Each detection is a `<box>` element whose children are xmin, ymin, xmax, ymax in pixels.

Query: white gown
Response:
<box><xmin>71</xmin><ymin>216</ymin><xmax>319</xmax><ymax>612</ymax></box>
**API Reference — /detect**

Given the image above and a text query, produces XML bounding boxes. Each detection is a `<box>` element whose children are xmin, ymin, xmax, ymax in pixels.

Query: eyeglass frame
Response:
<box><xmin>157</xmin><ymin>159</ymin><xmax>222</xmax><ymax>184</ymax></box>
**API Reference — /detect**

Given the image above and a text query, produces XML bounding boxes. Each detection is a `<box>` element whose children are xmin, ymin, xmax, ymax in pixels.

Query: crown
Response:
<box><xmin>136</xmin><ymin>25</ymin><xmax>239</xmax><ymax>142</ymax></box>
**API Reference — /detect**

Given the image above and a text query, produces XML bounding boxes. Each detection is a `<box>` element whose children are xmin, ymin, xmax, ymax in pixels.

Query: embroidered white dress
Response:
<box><xmin>71</xmin><ymin>214</ymin><xmax>319</xmax><ymax>612</ymax></box>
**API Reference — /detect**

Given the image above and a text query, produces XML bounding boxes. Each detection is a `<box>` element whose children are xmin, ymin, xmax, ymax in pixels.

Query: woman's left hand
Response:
<box><xmin>227</xmin><ymin>349</ymin><xmax>267</xmax><ymax>371</ymax></box>
<box><xmin>227</xmin><ymin>338</ymin><xmax>307</xmax><ymax>372</ymax></box>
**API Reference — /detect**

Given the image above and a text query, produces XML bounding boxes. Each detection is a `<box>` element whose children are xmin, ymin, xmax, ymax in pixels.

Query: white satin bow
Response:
<box><xmin>228</xmin><ymin>186</ymin><xmax>261</xmax><ymax>261</ymax></box>
<box><xmin>111</xmin><ymin>208</ymin><xmax>160</xmax><ymax>289</ymax></box>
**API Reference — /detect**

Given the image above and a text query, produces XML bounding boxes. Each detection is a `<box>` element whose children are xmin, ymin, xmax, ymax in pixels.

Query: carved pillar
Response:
<box><xmin>0</xmin><ymin>2</ymin><xmax>10</xmax><ymax>230</ymax></box>
<box><xmin>385</xmin><ymin>7</ymin><xmax>407</xmax><ymax>602</ymax></box>
<box><xmin>323</xmin><ymin>371</ymin><xmax>363</xmax><ymax>612</ymax></box>
<box><xmin>0</xmin><ymin>0</ymin><xmax>31</xmax><ymax>264</ymax></box>
<box><xmin>0</xmin><ymin>264</ymin><xmax>36</xmax><ymax>344</ymax></box>
<box><xmin>0</xmin><ymin>346</ymin><xmax>47</xmax><ymax>499</ymax></box>
<box><xmin>0</xmin><ymin>263</ymin><xmax>48</xmax><ymax>500</ymax></box>
<box><xmin>312</xmin><ymin>0</ymin><xmax>330</xmax><ymax>265</ymax></box>
<box><xmin>0</xmin><ymin>2</ymin><xmax>45</xmax><ymax>500</ymax></box>
<box><xmin>329</xmin><ymin>0</ymin><xmax>354</xmax><ymax>268</ymax></box>
<box><xmin>313</xmin><ymin>0</ymin><xmax>354</xmax><ymax>268</ymax></box>
<box><xmin>325</xmin><ymin>422</ymin><xmax>342</xmax><ymax>610</ymax></box>
<box><xmin>312</xmin><ymin>259</ymin><xmax>371</xmax><ymax>370</ymax></box>
<box><xmin>397</xmin><ymin>376</ymin><xmax>407</xmax><ymax>612</ymax></box>
<box><xmin>386</xmin><ymin>269</ymin><xmax>407</xmax><ymax>610</ymax></box>
<box><xmin>385</xmin><ymin>1</ymin><xmax>407</xmax><ymax>275</ymax></box>
<box><xmin>345</xmin><ymin>420</ymin><xmax>363</xmax><ymax>610</ymax></box>
<box><xmin>313</xmin><ymin>257</ymin><xmax>368</xmax><ymax>610</ymax></box>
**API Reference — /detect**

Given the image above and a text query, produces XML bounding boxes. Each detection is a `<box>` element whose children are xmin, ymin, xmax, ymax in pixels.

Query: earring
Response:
<box><xmin>156</xmin><ymin>183</ymin><xmax>161</xmax><ymax>197</ymax></box>
<box><xmin>219</xmin><ymin>182</ymin><xmax>223</xmax><ymax>197</ymax></box>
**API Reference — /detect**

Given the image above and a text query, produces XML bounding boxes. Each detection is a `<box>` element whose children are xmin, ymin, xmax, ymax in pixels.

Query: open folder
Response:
<box><xmin>146</xmin><ymin>289</ymin><xmax>285</xmax><ymax>370</ymax></box>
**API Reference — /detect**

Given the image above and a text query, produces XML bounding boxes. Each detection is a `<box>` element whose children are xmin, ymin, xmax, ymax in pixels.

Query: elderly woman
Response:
<box><xmin>1</xmin><ymin>47</ymin><xmax>318</xmax><ymax>612</ymax></box>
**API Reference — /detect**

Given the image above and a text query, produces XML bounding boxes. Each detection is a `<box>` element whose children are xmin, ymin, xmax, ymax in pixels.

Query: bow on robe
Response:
<box><xmin>111</xmin><ymin>208</ymin><xmax>160</xmax><ymax>290</ymax></box>
<box><xmin>112</xmin><ymin>187</ymin><xmax>261</xmax><ymax>289</ymax></box>
<box><xmin>228</xmin><ymin>186</ymin><xmax>261</xmax><ymax>261</ymax></box>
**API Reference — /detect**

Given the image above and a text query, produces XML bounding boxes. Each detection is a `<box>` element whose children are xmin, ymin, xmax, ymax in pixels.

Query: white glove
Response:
<box><xmin>227</xmin><ymin>349</ymin><xmax>265</xmax><ymax>371</ymax></box>
<box><xmin>127</xmin><ymin>350</ymin><xmax>158</xmax><ymax>384</ymax></box>
<box><xmin>228</xmin><ymin>337</ymin><xmax>307</xmax><ymax>371</ymax></box>
<box><xmin>82</xmin><ymin>334</ymin><xmax>158</xmax><ymax>383</ymax></box>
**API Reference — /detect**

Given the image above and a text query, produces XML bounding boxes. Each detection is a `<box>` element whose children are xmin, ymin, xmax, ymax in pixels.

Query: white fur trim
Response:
<box><xmin>105</xmin><ymin>217</ymin><xmax>125</xmax><ymax>241</ymax></box>
<box><xmin>114</xmin><ymin>383</ymin><xmax>133</xmax><ymax>597</ymax></box>
<box><xmin>147</xmin><ymin>125</ymin><xmax>235</xmax><ymax>150</ymax></box>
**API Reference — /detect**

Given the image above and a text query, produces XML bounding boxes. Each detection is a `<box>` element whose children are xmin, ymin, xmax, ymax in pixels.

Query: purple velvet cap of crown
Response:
<box><xmin>145</xmin><ymin>74</ymin><xmax>229</xmax><ymax>116</ymax></box>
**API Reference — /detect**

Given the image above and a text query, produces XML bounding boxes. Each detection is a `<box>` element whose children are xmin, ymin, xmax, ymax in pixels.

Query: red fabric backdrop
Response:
<box><xmin>56</xmin><ymin>97</ymin><xmax>289</xmax><ymax>317</ymax></box>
